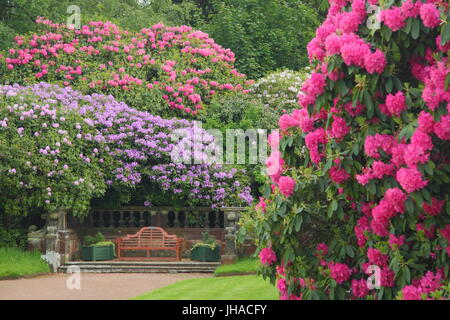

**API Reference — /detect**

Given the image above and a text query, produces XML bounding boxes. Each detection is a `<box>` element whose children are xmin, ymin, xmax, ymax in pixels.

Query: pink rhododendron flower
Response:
<box><xmin>316</xmin><ymin>243</ymin><xmax>328</xmax><ymax>256</ymax></box>
<box><xmin>255</xmin><ymin>197</ymin><xmax>267</xmax><ymax>213</ymax></box>
<box><xmin>365</xmin><ymin>49</ymin><xmax>387</xmax><ymax>74</ymax></box>
<box><xmin>434</xmin><ymin>114</ymin><xmax>450</xmax><ymax>140</ymax></box>
<box><xmin>329</xmin><ymin>262</ymin><xmax>352</xmax><ymax>284</ymax></box>
<box><xmin>292</xmin><ymin>108</ymin><xmax>314</xmax><ymax>133</ymax></box>
<box><xmin>380</xmin><ymin>6</ymin><xmax>406</xmax><ymax>31</ymax></box>
<box><xmin>351</xmin><ymin>279</ymin><xmax>369</xmax><ymax>298</ymax></box>
<box><xmin>259</xmin><ymin>247</ymin><xmax>277</xmax><ymax>266</ymax></box>
<box><xmin>423</xmin><ymin>198</ymin><xmax>445</xmax><ymax>216</ymax></box>
<box><xmin>418</xmin><ymin>111</ymin><xmax>435</xmax><ymax>133</ymax></box>
<box><xmin>330</xmin><ymin>115</ymin><xmax>349</xmax><ymax>140</ymax></box>
<box><xmin>279</xmin><ymin>114</ymin><xmax>296</xmax><ymax>132</ymax></box>
<box><xmin>402</xmin><ymin>285</ymin><xmax>423</xmax><ymax>300</ymax></box>
<box><xmin>278</xmin><ymin>176</ymin><xmax>296</xmax><ymax>198</ymax></box>
<box><xmin>396</xmin><ymin>168</ymin><xmax>429</xmax><ymax>193</ymax></box>
<box><xmin>305</xmin><ymin>128</ymin><xmax>327</xmax><ymax>164</ymax></box>
<box><xmin>384</xmin><ymin>92</ymin><xmax>407</xmax><ymax>117</ymax></box>
<box><xmin>384</xmin><ymin>188</ymin><xmax>407</xmax><ymax>214</ymax></box>
<box><xmin>367</xmin><ymin>248</ymin><xmax>389</xmax><ymax>268</ymax></box>
<box><xmin>420</xmin><ymin>3</ymin><xmax>441</xmax><ymax>28</ymax></box>
<box><xmin>389</xmin><ymin>234</ymin><xmax>405</xmax><ymax>249</ymax></box>
<box><xmin>329</xmin><ymin>166</ymin><xmax>351</xmax><ymax>184</ymax></box>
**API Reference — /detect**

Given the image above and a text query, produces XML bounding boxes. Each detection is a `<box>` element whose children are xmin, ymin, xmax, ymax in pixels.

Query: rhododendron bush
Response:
<box><xmin>0</xmin><ymin>18</ymin><xmax>252</xmax><ymax>118</ymax></box>
<box><xmin>0</xmin><ymin>83</ymin><xmax>252</xmax><ymax>216</ymax></box>
<box><xmin>250</xmin><ymin>69</ymin><xmax>311</xmax><ymax>114</ymax></box>
<box><xmin>252</xmin><ymin>0</ymin><xmax>450</xmax><ymax>300</ymax></box>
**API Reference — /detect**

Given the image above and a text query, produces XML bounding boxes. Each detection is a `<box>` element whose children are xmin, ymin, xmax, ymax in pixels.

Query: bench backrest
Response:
<box><xmin>120</xmin><ymin>227</ymin><xmax>178</xmax><ymax>248</ymax></box>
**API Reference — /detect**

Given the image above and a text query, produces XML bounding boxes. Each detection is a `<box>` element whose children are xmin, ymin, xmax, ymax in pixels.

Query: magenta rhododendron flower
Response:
<box><xmin>402</xmin><ymin>285</ymin><xmax>423</xmax><ymax>300</ymax></box>
<box><xmin>420</xmin><ymin>3</ymin><xmax>441</xmax><ymax>28</ymax></box>
<box><xmin>259</xmin><ymin>247</ymin><xmax>277</xmax><ymax>266</ymax></box>
<box><xmin>383</xmin><ymin>91</ymin><xmax>407</xmax><ymax>117</ymax></box>
<box><xmin>329</xmin><ymin>166</ymin><xmax>351</xmax><ymax>184</ymax></box>
<box><xmin>278</xmin><ymin>176</ymin><xmax>296</xmax><ymax>198</ymax></box>
<box><xmin>351</xmin><ymin>279</ymin><xmax>369</xmax><ymax>298</ymax></box>
<box><xmin>423</xmin><ymin>198</ymin><xmax>445</xmax><ymax>216</ymax></box>
<box><xmin>329</xmin><ymin>262</ymin><xmax>352</xmax><ymax>284</ymax></box>
<box><xmin>396</xmin><ymin>168</ymin><xmax>429</xmax><ymax>193</ymax></box>
<box><xmin>255</xmin><ymin>197</ymin><xmax>267</xmax><ymax>213</ymax></box>
<box><xmin>330</xmin><ymin>116</ymin><xmax>349</xmax><ymax>140</ymax></box>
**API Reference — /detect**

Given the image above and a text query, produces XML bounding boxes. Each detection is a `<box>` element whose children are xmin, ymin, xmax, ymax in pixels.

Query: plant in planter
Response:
<box><xmin>190</xmin><ymin>232</ymin><xmax>221</xmax><ymax>262</ymax></box>
<box><xmin>81</xmin><ymin>232</ymin><xmax>115</xmax><ymax>261</ymax></box>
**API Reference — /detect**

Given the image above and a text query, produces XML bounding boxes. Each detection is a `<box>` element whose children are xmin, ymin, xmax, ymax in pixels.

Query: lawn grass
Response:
<box><xmin>214</xmin><ymin>258</ymin><xmax>258</xmax><ymax>276</ymax></box>
<box><xmin>133</xmin><ymin>275</ymin><xmax>278</xmax><ymax>300</ymax></box>
<box><xmin>0</xmin><ymin>247</ymin><xmax>51</xmax><ymax>279</ymax></box>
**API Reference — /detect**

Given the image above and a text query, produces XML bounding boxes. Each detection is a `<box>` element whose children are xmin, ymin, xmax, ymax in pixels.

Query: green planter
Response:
<box><xmin>81</xmin><ymin>245</ymin><xmax>115</xmax><ymax>261</ymax></box>
<box><xmin>190</xmin><ymin>245</ymin><xmax>221</xmax><ymax>262</ymax></box>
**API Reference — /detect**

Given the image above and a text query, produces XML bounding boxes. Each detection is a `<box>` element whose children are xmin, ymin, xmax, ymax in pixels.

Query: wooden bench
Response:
<box><xmin>116</xmin><ymin>227</ymin><xmax>183</xmax><ymax>261</ymax></box>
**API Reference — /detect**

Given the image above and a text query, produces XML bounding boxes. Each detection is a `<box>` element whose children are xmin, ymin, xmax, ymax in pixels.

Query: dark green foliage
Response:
<box><xmin>201</xmin><ymin>0</ymin><xmax>320</xmax><ymax>79</ymax></box>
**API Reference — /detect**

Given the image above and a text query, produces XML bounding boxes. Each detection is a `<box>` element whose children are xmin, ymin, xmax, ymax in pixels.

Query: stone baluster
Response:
<box><xmin>98</xmin><ymin>211</ymin><xmax>104</xmax><ymax>228</ymax></box>
<box><xmin>118</xmin><ymin>211</ymin><xmax>125</xmax><ymax>227</ymax></box>
<box><xmin>173</xmin><ymin>210</ymin><xmax>179</xmax><ymax>228</ymax></box>
<box><xmin>109</xmin><ymin>211</ymin><xmax>115</xmax><ymax>228</ymax></box>
<box><xmin>205</xmin><ymin>210</ymin><xmax>210</xmax><ymax>229</ymax></box>
<box><xmin>89</xmin><ymin>212</ymin><xmax>94</xmax><ymax>228</ymax></box>
<box><xmin>139</xmin><ymin>212</ymin><xmax>145</xmax><ymax>227</ymax></box>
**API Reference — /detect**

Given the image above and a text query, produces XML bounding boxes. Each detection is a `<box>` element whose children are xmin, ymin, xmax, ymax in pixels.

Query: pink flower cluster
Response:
<box><xmin>380</xmin><ymin>92</ymin><xmax>407</xmax><ymax>117</ymax></box>
<box><xmin>329</xmin><ymin>262</ymin><xmax>352</xmax><ymax>284</ymax></box>
<box><xmin>305</xmin><ymin>128</ymin><xmax>327</xmax><ymax>164</ymax></box>
<box><xmin>401</xmin><ymin>270</ymin><xmax>445</xmax><ymax>300</ymax></box>
<box><xmin>1</xmin><ymin>19</ymin><xmax>250</xmax><ymax>117</ymax></box>
<box><xmin>329</xmin><ymin>165</ymin><xmax>351</xmax><ymax>185</ymax></box>
<box><xmin>278</xmin><ymin>176</ymin><xmax>296</xmax><ymax>198</ymax></box>
<box><xmin>371</xmin><ymin>188</ymin><xmax>407</xmax><ymax>237</ymax></box>
<box><xmin>259</xmin><ymin>247</ymin><xmax>277</xmax><ymax>266</ymax></box>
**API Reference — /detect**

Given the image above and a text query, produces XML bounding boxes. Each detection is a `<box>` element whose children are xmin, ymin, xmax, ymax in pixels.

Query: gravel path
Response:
<box><xmin>0</xmin><ymin>273</ymin><xmax>210</xmax><ymax>300</ymax></box>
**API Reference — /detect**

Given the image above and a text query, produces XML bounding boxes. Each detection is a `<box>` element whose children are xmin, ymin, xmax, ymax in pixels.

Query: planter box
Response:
<box><xmin>190</xmin><ymin>245</ymin><xmax>221</xmax><ymax>262</ymax></box>
<box><xmin>81</xmin><ymin>245</ymin><xmax>115</xmax><ymax>261</ymax></box>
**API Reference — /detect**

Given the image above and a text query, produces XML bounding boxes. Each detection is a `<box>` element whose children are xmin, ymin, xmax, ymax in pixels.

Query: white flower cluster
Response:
<box><xmin>251</xmin><ymin>68</ymin><xmax>311</xmax><ymax>112</ymax></box>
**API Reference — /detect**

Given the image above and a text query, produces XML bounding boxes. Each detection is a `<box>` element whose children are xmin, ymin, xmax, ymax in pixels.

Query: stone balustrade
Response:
<box><xmin>68</xmin><ymin>207</ymin><xmax>226</xmax><ymax>229</ymax></box>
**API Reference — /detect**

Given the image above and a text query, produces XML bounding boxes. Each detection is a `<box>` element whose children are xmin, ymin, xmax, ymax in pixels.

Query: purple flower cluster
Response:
<box><xmin>0</xmin><ymin>83</ymin><xmax>252</xmax><ymax>215</ymax></box>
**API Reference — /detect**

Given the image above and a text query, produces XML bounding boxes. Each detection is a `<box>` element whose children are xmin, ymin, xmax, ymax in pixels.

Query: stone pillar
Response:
<box><xmin>28</xmin><ymin>208</ymin><xmax>79</xmax><ymax>272</ymax></box>
<box><xmin>221</xmin><ymin>207</ymin><xmax>242</xmax><ymax>265</ymax></box>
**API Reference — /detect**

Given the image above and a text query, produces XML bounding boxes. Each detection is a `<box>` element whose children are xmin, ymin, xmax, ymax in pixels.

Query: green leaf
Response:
<box><xmin>364</xmin><ymin>90</ymin><xmax>374</xmax><ymax>118</ymax></box>
<box><xmin>294</xmin><ymin>215</ymin><xmax>303</xmax><ymax>232</ymax></box>
<box><xmin>412</xmin><ymin>192</ymin><xmax>424</xmax><ymax>208</ymax></box>
<box><xmin>367</xmin><ymin>180</ymin><xmax>377</xmax><ymax>195</ymax></box>
<box><xmin>392</xmin><ymin>43</ymin><xmax>401</xmax><ymax>62</ymax></box>
<box><xmin>346</xmin><ymin>245</ymin><xmax>355</xmax><ymax>258</ymax></box>
<box><xmin>385</xmin><ymin>78</ymin><xmax>393</xmax><ymax>93</ymax></box>
<box><xmin>404</xmin><ymin>267</ymin><xmax>411</xmax><ymax>283</ymax></box>
<box><xmin>323</xmin><ymin>159</ymin><xmax>333</xmax><ymax>174</ymax></box>
<box><xmin>327</xmin><ymin>200</ymin><xmax>338</xmax><ymax>218</ymax></box>
<box><xmin>277</xmin><ymin>203</ymin><xmax>287</xmax><ymax>217</ymax></box>
<box><xmin>406</xmin><ymin>198</ymin><xmax>415</xmax><ymax>214</ymax></box>
<box><xmin>441</xmin><ymin>21</ymin><xmax>450</xmax><ymax>45</ymax></box>
<box><xmin>411</xmin><ymin>19</ymin><xmax>421</xmax><ymax>40</ymax></box>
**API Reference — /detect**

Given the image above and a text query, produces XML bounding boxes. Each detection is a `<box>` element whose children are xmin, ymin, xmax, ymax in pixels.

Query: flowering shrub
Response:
<box><xmin>0</xmin><ymin>83</ymin><xmax>252</xmax><ymax>216</ymax></box>
<box><xmin>0</xmin><ymin>18</ymin><xmax>252</xmax><ymax>118</ymax></box>
<box><xmin>252</xmin><ymin>0</ymin><xmax>450</xmax><ymax>300</ymax></box>
<box><xmin>250</xmin><ymin>69</ymin><xmax>310</xmax><ymax>114</ymax></box>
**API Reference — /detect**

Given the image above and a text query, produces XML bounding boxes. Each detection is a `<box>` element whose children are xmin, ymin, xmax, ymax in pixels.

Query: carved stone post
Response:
<box><xmin>28</xmin><ymin>208</ymin><xmax>79</xmax><ymax>272</ymax></box>
<box><xmin>221</xmin><ymin>207</ymin><xmax>242</xmax><ymax>265</ymax></box>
